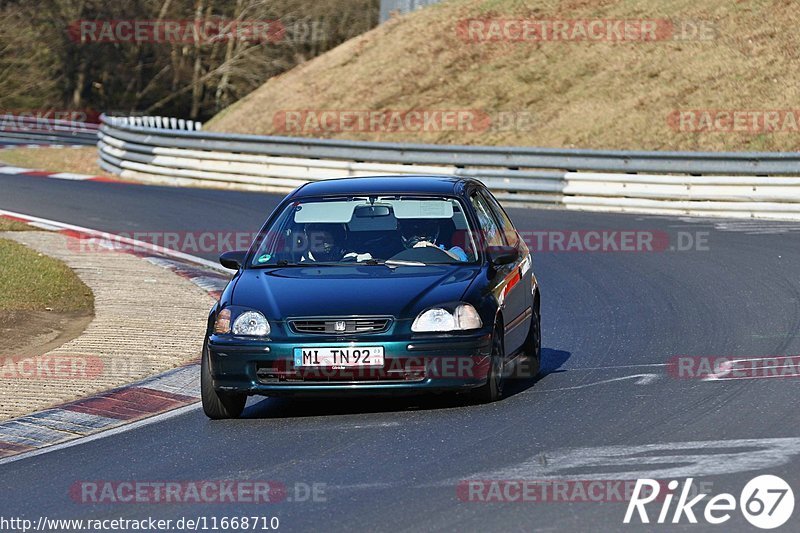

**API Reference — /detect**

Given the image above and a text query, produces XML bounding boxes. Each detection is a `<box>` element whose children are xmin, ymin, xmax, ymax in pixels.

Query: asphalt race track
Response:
<box><xmin>1</xmin><ymin>174</ymin><xmax>799</xmax><ymax>531</ymax></box>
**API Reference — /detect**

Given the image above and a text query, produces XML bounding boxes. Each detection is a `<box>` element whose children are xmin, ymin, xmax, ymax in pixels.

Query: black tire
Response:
<box><xmin>521</xmin><ymin>294</ymin><xmax>541</xmax><ymax>379</ymax></box>
<box><xmin>470</xmin><ymin>325</ymin><xmax>505</xmax><ymax>404</ymax></box>
<box><xmin>201</xmin><ymin>342</ymin><xmax>246</xmax><ymax>419</ymax></box>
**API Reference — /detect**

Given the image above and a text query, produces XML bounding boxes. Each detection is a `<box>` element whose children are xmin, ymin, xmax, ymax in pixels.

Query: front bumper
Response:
<box><xmin>207</xmin><ymin>331</ymin><xmax>493</xmax><ymax>397</ymax></box>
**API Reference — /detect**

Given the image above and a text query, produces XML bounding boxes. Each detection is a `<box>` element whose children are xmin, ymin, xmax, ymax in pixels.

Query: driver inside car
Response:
<box><xmin>300</xmin><ymin>223</ymin><xmax>372</xmax><ymax>262</ymax></box>
<box><xmin>399</xmin><ymin>219</ymin><xmax>468</xmax><ymax>261</ymax></box>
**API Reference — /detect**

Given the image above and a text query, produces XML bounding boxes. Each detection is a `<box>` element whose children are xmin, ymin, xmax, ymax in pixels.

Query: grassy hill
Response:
<box><xmin>207</xmin><ymin>0</ymin><xmax>800</xmax><ymax>152</ymax></box>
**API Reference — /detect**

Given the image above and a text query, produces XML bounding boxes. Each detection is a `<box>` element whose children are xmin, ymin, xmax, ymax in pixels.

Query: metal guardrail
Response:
<box><xmin>98</xmin><ymin>114</ymin><xmax>800</xmax><ymax>220</ymax></box>
<box><xmin>0</xmin><ymin>116</ymin><xmax>99</xmax><ymax>146</ymax></box>
<box><xmin>380</xmin><ymin>0</ymin><xmax>442</xmax><ymax>23</ymax></box>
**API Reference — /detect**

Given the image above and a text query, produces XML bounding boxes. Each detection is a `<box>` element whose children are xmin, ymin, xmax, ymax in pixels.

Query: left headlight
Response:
<box><xmin>411</xmin><ymin>303</ymin><xmax>482</xmax><ymax>332</ymax></box>
<box><xmin>232</xmin><ymin>310</ymin><xmax>271</xmax><ymax>337</ymax></box>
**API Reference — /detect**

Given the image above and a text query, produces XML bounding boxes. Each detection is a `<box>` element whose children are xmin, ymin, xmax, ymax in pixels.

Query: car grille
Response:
<box><xmin>289</xmin><ymin>317</ymin><xmax>391</xmax><ymax>335</ymax></box>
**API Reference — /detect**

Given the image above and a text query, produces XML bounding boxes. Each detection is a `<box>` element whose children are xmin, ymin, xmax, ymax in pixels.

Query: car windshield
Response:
<box><xmin>250</xmin><ymin>196</ymin><xmax>479</xmax><ymax>266</ymax></box>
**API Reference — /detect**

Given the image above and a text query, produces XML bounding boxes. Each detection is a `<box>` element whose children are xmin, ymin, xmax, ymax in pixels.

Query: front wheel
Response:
<box><xmin>470</xmin><ymin>326</ymin><xmax>505</xmax><ymax>404</ymax></box>
<box><xmin>201</xmin><ymin>342</ymin><xmax>246</xmax><ymax>419</ymax></box>
<box><xmin>522</xmin><ymin>296</ymin><xmax>542</xmax><ymax>379</ymax></box>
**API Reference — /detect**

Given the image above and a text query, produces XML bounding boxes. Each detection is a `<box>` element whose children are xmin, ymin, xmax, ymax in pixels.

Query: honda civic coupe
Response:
<box><xmin>202</xmin><ymin>176</ymin><xmax>541</xmax><ymax>419</ymax></box>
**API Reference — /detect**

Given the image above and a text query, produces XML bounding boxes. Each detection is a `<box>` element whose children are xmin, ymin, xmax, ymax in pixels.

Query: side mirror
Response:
<box><xmin>487</xmin><ymin>245</ymin><xmax>519</xmax><ymax>266</ymax></box>
<box><xmin>219</xmin><ymin>250</ymin><xmax>247</xmax><ymax>270</ymax></box>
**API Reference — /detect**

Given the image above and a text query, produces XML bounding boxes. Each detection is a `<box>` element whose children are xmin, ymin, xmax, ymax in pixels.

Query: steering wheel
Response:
<box><xmin>388</xmin><ymin>245</ymin><xmax>455</xmax><ymax>263</ymax></box>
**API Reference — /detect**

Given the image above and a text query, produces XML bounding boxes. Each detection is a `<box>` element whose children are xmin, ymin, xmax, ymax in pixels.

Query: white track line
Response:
<box><xmin>0</xmin><ymin>209</ymin><xmax>229</xmax><ymax>272</ymax></box>
<box><xmin>48</xmin><ymin>172</ymin><xmax>95</xmax><ymax>181</ymax></box>
<box><xmin>558</xmin><ymin>363</ymin><xmax>669</xmax><ymax>371</ymax></box>
<box><xmin>0</xmin><ymin>404</ymin><xmax>201</xmax><ymax>466</ymax></box>
<box><xmin>0</xmin><ymin>166</ymin><xmax>31</xmax><ymax>174</ymax></box>
<box><xmin>705</xmin><ymin>374</ymin><xmax>800</xmax><ymax>382</ymax></box>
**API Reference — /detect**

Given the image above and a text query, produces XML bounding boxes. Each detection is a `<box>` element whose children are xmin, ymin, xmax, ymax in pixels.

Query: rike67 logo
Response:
<box><xmin>624</xmin><ymin>475</ymin><xmax>794</xmax><ymax>529</ymax></box>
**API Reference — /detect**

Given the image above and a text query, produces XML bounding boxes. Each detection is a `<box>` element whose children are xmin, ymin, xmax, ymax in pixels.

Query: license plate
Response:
<box><xmin>293</xmin><ymin>347</ymin><xmax>385</xmax><ymax>367</ymax></box>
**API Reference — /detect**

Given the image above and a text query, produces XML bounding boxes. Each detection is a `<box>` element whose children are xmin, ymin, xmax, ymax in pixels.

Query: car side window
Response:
<box><xmin>481</xmin><ymin>191</ymin><xmax>519</xmax><ymax>248</ymax></box>
<box><xmin>470</xmin><ymin>192</ymin><xmax>504</xmax><ymax>247</ymax></box>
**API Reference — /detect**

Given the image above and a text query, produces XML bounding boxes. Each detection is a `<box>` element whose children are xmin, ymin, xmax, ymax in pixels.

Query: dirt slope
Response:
<box><xmin>207</xmin><ymin>0</ymin><xmax>800</xmax><ymax>152</ymax></box>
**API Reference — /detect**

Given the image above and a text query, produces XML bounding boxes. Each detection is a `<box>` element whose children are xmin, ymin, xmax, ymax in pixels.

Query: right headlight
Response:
<box><xmin>232</xmin><ymin>310</ymin><xmax>271</xmax><ymax>337</ymax></box>
<box><xmin>411</xmin><ymin>303</ymin><xmax>482</xmax><ymax>332</ymax></box>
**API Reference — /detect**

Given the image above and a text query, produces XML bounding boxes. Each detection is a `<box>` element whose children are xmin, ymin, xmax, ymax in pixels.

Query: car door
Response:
<box><xmin>469</xmin><ymin>188</ymin><xmax>528</xmax><ymax>355</ymax></box>
<box><xmin>480</xmin><ymin>188</ymin><xmax>532</xmax><ymax>355</ymax></box>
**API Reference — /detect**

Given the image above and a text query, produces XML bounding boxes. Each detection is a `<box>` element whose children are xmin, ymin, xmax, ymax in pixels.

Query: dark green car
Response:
<box><xmin>202</xmin><ymin>176</ymin><xmax>541</xmax><ymax>419</ymax></box>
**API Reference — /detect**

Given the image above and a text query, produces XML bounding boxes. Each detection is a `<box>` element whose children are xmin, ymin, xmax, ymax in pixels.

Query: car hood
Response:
<box><xmin>231</xmin><ymin>265</ymin><xmax>482</xmax><ymax>319</ymax></box>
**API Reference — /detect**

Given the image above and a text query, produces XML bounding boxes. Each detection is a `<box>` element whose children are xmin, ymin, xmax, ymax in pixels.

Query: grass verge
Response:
<box><xmin>0</xmin><ymin>147</ymin><xmax>104</xmax><ymax>177</ymax></box>
<box><xmin>0</xmin><ymin>218</ymin><xmax>33</xmax><ymax>231</ymax></box>
<box><xmin>0</xmin><ymin>238</ymin><xmax>94</xmax><ymax>314</ymax></box>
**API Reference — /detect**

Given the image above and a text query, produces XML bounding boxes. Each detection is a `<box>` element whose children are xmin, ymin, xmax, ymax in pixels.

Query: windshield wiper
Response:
<box><xmin>384</xmin><ymin>259</ymin><xmax>427</xmax><ymax>267</ymax></box>
<box><xmin>253</xmin><ymin>260</ymin><xmax>332</xmax><ymax>268</ymax></box>
<box><xmin>256</xmin><ymin>259</ymin><xmax>425</xmax><ymax>268</ymax></box>
<box><xmin>249</xmin><ymin>260</ymin><xmax>300</xmax><ymax>268</ymax></box>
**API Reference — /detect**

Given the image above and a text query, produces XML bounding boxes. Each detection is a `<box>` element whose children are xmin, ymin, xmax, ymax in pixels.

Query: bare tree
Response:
<box><xmin>0</xmin><ymin>0</ymin><xmax>378</xmax><ymax>120</ymax></box>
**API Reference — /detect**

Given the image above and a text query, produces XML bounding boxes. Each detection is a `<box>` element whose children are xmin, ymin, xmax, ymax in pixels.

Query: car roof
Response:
<box><xmin>288</xmin><ymin>175</ymin><xmax>478</xmax><ymax>199</ymax></box>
